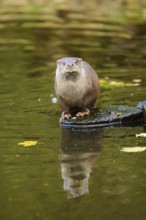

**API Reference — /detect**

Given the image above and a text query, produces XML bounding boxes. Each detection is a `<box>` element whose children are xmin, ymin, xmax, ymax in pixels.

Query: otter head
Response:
<box><xmin>56</xmin><ymin>57</ymin><xmax>82</xmax><ymax>80</ymax></box>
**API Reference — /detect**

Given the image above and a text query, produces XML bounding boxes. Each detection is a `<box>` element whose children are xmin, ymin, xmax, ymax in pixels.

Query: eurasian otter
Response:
<box><xmin>55</xmin><ymin>57</ymin><xmax>100</xmax><ymax>120</ymax></box>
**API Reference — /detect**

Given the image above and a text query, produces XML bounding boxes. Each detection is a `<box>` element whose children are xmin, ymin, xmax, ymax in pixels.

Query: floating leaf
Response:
<box><xmin>18</xmin><ymin>140</ymin><xmax>38</xmax><ymax>147</ymax></box>
<box><xmin>109</xmin><ymin>80</ymin><xmax>124</xmax><ymax>86</ymax></box>
<box><xmin>100</xmin><ymin>78</ymin><xmax>140</xmax><ymax>89</ymax></box>
<box><xmin>136</xmin><ymin>133</ymin><xmax>146</xmax><ymax>137</ymax></box>
<box><xmin>121</xmin><ymin>147</ymin><xmax>146</xmax><ymax>153</ymax></box>
<box><xmin>118</xmin><ymin>33</ymin><xmax>131</xmax><ymax>39</ymax></box>
<box><xmin>133</xmin><ymin>79</ymin><xmax>142</xmax><ymax>83</ymax></box>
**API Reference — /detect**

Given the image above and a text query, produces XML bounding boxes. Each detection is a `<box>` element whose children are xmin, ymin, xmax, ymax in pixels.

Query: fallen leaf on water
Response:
<box><xmin>133</xmin><ymin>79</ymin><xmax>142</xmax><ymax>83</ymax></box>
<box><xmin>18</xmin><ymin>140</ymin><xmax>38</xmax><ymax>147</ymax></box>
<box><xmin>121</xmin><ymin>147</ymin><xmax>146</xmax><ymax>153</ymax></box>
<box><xmin>118</xmin><ymin>33</ymin><xmax>132</xmax><ymax>39</ymax></box>
<box><xmin>100</xmin><ymin>79</ymin><xmax>140</xmax><ymax>89</ymax></box>
<box><xmin>136</xmin><ymin>133</ymin><xmax>146</xmax><ymax>137</ymax></box>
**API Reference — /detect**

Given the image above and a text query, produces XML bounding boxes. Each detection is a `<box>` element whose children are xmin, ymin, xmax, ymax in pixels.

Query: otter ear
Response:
<box><xmin>75</xmin><ymin>58</ymin><xmax>82</xmax><ymax>65</ymax></box>
<box><xmin>57</xmin><ymin>59</ymin><xmax>61</xmax><ymax>64</ymax></box>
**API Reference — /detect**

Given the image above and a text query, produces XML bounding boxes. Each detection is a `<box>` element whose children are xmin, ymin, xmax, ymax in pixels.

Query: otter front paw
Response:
<box><xmin>60</xmin><ymin>111</ymin><xmax>72</xmax><ymax>120</ymax></box>
<box><xmin>75</xmin><ymin>109</ymin><xmax>90</xmax><ymax>117</ymax></box>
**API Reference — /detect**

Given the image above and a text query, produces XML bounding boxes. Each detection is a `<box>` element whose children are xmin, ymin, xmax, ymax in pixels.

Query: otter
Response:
<box><xmin>55</xmin><ymin>57</ymin><xmax>100</xmax><ymax>120</ymax></box>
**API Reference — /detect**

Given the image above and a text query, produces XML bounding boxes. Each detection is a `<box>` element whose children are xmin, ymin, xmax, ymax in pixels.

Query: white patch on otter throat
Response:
<box><xmin>55</xmin><ymin>68</ymin><xmax>89</xmax><ymax>106</ymax></box>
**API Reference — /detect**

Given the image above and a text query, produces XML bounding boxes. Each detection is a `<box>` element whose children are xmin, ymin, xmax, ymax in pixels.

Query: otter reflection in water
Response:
<box><xmin>60</xmin><ymin>128</ymin><xmax>103</xmax><ymax>198</ymax></box>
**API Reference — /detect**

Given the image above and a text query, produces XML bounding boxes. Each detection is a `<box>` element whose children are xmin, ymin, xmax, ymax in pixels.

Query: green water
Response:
<box><xmin>1</xmin><ymin>2</ymin><xmax>146</xmax><ymax>220</ymax></box>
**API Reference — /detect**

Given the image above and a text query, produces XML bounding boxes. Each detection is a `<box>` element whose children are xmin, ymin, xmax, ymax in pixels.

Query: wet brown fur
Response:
<box><xmin>55</xmin><ymin>57</ymin><xmax>100</xmax><ymax>119</ymax></box>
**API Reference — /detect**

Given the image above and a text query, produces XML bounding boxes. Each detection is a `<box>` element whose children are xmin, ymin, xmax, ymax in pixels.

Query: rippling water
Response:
<box><xmin>0</xmin><ymin>3</ymin><xmax>146</xmax><ymax>220</ymax></box>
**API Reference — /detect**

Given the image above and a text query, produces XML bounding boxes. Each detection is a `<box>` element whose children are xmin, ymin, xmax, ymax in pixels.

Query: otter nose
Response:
<box><xmin>66</xmin><ymin>62</ymin><xmax>74</xmax><ymax>67</ymax></box>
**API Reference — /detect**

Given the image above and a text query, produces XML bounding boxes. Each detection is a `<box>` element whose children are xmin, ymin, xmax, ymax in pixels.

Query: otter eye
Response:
<box><xmin>75</xmin><ymin>61</ymin><xmax>80</xmax><ymax>65</ymax></box>
<box><xmin>62</xmin><ymin>62</ymin><xmax>65</xmax><ymax>65</ymax></box>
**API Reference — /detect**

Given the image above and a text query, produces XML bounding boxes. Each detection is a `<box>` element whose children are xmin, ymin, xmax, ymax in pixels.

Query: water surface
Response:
<box><xmin>0</xmin><ymin>3</ymin><xmax>146</xmax><ymax>220</ymax></box>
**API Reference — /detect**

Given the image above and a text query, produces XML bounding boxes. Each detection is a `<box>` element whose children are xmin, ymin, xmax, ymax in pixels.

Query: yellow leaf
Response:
<box><xmin>121</xmin><ymin>147</ymin><xmax>146</xmax><ymax>153</ymax></box>
<box><xmin>118</xmin><ymin>33</ymin><xmax>131</xmax><ymax>39</ymax></box>
<box><xmin>133</xmin><ymin>79</ymin><xmax>142</xmax><ymax>83</ymax></box>
<box><xmin>136</xmin><ymin>133</ymin><xmax>146</xmax><ymax>137</ymax></box>
<box><xmin>100</xmin><ymin>78</ymin><xmax>140</xmax><ymax>88</ymax></box>
<box><xmin>18</xmin><ymin>140</ymin><xmax>38</xmax><ymax>147</ymax></box>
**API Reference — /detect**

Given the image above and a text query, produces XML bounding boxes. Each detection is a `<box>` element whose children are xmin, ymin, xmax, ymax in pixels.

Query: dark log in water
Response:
<box><xmin>60</xmin><ymin>101</ymin><xmax>146</xmax><ymax>130</ymax></box>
